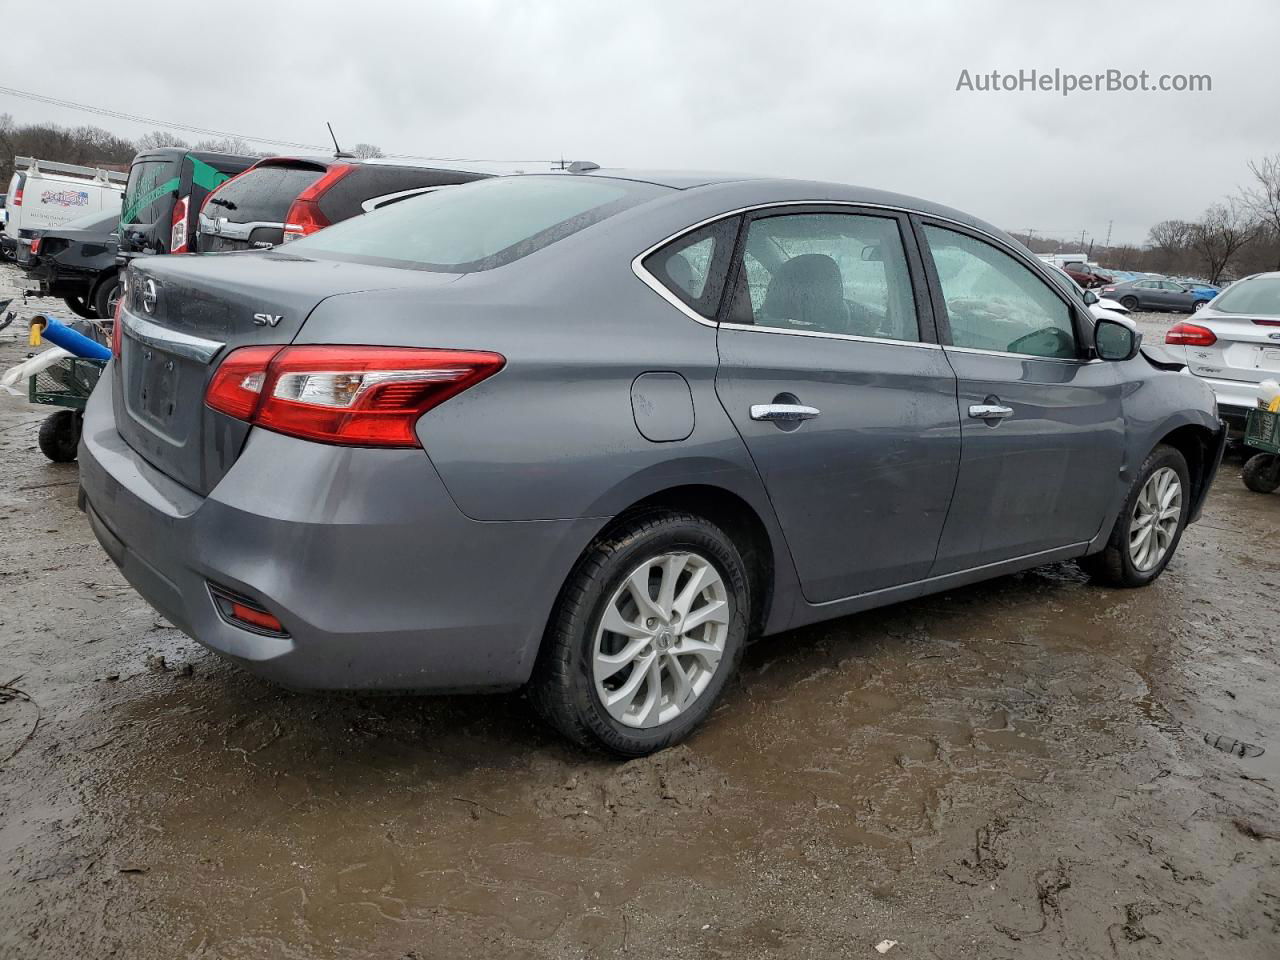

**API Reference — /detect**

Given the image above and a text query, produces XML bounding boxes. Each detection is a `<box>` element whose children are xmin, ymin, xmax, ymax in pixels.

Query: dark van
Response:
<box><xmin>117</xmin><ymin>149</ymin><xmax>255</xmax><ymax>265</ymax></box>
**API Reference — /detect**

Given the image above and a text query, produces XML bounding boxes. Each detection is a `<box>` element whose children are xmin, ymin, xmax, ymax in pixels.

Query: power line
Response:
<box><xmin>0</xmin><ymin>83</ymin><xmax>563</xmax><ymax>165</ymax></box>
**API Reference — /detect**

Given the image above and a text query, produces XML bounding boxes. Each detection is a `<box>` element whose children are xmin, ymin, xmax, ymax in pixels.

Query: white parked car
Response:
<box><xmin>2</xmin><ymin>157</ymin><xmax>124</xmax><ymax>259</ymax></box>
<box><xmin>1163</xmin><ymin>272</ymin><xmax>1280</xmax><ymax>430</ymax></box>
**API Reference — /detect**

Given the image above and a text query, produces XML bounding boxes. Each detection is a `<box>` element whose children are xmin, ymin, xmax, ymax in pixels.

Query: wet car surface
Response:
<box><xmin>1</xmin><ymin>282</ymin><xmax>1277</xmax><ymax>958</ymax></box>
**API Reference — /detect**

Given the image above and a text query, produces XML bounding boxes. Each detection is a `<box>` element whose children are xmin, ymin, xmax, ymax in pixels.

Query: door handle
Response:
<box><xmin>751</xmin><ymin>403</ymin><xmax>821</xmax><ymax>423</ymax></box>
<box><xmin>968</xmin><ymin>403</ymin><xmax>1014</xmax><ymax>421</ymax></box>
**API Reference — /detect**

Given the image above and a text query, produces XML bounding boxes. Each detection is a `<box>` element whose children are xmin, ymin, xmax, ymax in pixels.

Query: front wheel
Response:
<box><xmin>1242</xmin><ymin>454</ymin><xmax>1280</xmax><ymax>494</ymax></box>
<box><xmin>1082</xmin><ymin>444</ymin><xmax>1190</xmax><ymax>587</ymax></box>
<box><xmin>1120</xmin><ymin>295</ymin><xmax>1139</xmax><ymax>311</ymax></box>
<box><xmin>1193</xmin><ymin>300</ymin><xmax>1209</xmax><ymax>312</ymax></box>
<box><xmin>530</xmin><ymin>511</ymin><xmax>750</xmax><ymax>756</ymax></box>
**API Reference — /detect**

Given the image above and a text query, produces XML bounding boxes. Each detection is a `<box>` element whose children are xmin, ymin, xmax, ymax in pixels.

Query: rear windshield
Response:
<box><xmin>288</xmin><ymin>175</ymin><xmax>667</xmax><ymax>272</ymax></box>
<box><xmin>205</xmin><ymin>164</ymin><xmax>324</xmax><ymax>223</ymax></box>
<box><xmin>122</xmin><ymin>159</ymin><xmax>179</xmax><ymax>226</ymax></box>
<box><xmin>1210</xmin><ymin>276</ymin><xmax>1280</xmax><ymax>316</ymax></box>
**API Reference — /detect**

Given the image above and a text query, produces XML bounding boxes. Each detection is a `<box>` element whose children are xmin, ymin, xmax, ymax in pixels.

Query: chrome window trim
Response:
<box><xmin>631</xmin><ymin>198</ymin><xmax>1045</xmax><ymax>337</ymax></box>
<box><xmin>941</xmin><ymin>344</ymin><xmax>1100</xmax><ymax>364</ymax></box>
<box><xmin>120</xmin><ymin>307</ymin><xmax>225</xmax><ymax>364</ymax></box>
<box><xmin>718</xmin><ymin>321</ymin><xmax>942</xmax><ymax>350</ymax></box>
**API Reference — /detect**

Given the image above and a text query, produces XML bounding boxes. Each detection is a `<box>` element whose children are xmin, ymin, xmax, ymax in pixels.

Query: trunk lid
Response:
<box><xmin>113</xmin><ymin>251</ymin><xmax>457</xmax><ymax>495</ymax></box>
<box><xmin>1187</xmin><ymin>309</ymin><xmax>1280</xmax><ymax>386</ymax></box>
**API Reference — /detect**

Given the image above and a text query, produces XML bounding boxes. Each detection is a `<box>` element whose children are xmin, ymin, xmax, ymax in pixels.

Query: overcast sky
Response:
<box><xmin>4</xmin><ymin>0</ymin><xmax>1277</xmax><ymax>245</ymax></box>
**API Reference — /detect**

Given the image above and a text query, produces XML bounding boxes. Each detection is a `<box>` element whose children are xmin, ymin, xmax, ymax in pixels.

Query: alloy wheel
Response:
<box><xmin>592</xmin><ymin>552</ymin><xmax>729</xmax><ymax>728</ymax></box>
<box><xmin>1128</xmin><ymin>467</ymin><xmax>1182</xmax><ymax>572</ymax></box>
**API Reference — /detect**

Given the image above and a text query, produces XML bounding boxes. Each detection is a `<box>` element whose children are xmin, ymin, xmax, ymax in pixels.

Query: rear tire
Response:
<box><xmin>63</xmin><ymin>295</ymin><xmax>95</xmax><ymax>319</ymax></box>
<box><xmin>1242</xmin><ymin>454</ymin><xmax>1280</xmax><ymax>494</ymax></box>
<box><xmin>1193</xmin><ymin>300</ymin><xmax>1209</xmax><ymax>312</ymax></box>
<box><xmin>1082</xmin><ymin>444</ymin><xmax>1190</xmax><ymax>588</ymax></box>
<box><xmin>1120</xmin><ymin>295</ymin><xmax>1139</xmax><ymax>311</ymax></box>
<box><xmin>529</xmin><ymin>510</ymin><xmax>750</xmax><ymax>757</ymax></box>
<box><xmin>37</xmin><ymin>410</ymin><xmax>81</xmax><ymax>463</ymax></box>
<box><xmin>92</xmin><ymin>275</ymin><xmax>122</xmax><ymax>321</ymax></box>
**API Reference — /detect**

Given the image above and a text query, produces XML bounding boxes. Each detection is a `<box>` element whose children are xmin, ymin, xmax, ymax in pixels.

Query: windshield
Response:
<box><xmin>1209</xmin><ymin>275</ymin><xmax>1280</xmax><ymax>316</ymax></box>
<box><xmin>288</xmin><ymin>175</ymin><xmax>668</xmax><ymax>272</ymax></box>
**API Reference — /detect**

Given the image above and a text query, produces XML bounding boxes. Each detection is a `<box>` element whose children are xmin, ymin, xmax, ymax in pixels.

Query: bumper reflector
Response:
<box><xmin>208</xmin><ymin>582</ymin><xmax>289</xmax><ymax>637</ymax></box>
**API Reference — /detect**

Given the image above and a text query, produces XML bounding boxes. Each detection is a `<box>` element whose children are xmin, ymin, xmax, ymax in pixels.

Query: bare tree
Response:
<box><xmin>1146</xmin><ymin>219</ymin><xmax>1192</xmax><ymax>256</ymax></box>
<box><xmin>192</xmin><ymin>136</ymin><xmax>259</xmax><ymax>157</ymax></box>
<box><xmin>1188</xmin><ymin>201</ymin><xmax>1259</xmax><ymax>285</ymax></box>
<box><xmin>352</xmin><ymin>142</ymin><xmax>385</xmax><ymax>159</ymax></box>
<box><xmin>136</xmin><ymin>129</ymin><xmax>191</xmax><ymax>151</ymax></box>
<box><xmin>1243</xmin><ymin>153</ymin><xmax>1280</xmax><ymax>270</ymax></box>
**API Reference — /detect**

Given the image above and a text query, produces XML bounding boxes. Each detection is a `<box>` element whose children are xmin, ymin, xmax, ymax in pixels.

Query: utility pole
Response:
<box><xmin>1079</xmin><ymin>228</ymin><xmax>1087</xmax><ymax>250</ymax></box>
<box><xmin>1104</xmin><ymin>219</ymin><xmax>1113</xmax><ymax>249</ymax></box>
<box><xmin>1025</xmin><ymin>228</ymin><xmax>1036</xmax><ymax>247</ymax></box>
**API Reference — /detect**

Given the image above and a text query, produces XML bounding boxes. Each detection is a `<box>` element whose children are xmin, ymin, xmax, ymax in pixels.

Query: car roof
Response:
<box><xmin>570</xmin><ymin>170</ymin><xmax>1017</xmax><ymax>246</ymax></box>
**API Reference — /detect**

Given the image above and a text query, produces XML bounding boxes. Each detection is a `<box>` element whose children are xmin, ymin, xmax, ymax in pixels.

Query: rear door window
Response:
<box><xmin>122</xmin><ymin>160</ymin><xmax>179</xmax><ymax>226</ymax></box>
<box><xmin>726</xmin><ymin>212</ymin><xmax>921</xmax><ymax>342</ymax></box>
<box><xmin>206</xmin><ymin>165</ymin><xmax>325</xmax><ymax>223</ymax></box>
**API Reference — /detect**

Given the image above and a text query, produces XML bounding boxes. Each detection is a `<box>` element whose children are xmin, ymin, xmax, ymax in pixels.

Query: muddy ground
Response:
<box><xmin>0</xmin><ymin>268</ymin><xmax>1276</xmax><ymax>959</ymax></box>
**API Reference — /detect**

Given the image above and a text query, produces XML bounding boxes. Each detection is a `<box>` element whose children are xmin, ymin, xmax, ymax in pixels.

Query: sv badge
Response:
<box><xmin>253</xmin><ymin>313</ymin><xmax>284</xmax><ymax>327</ymax></box>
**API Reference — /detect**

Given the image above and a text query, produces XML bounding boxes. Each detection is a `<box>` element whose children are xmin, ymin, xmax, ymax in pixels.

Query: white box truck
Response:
<box><xmin>2</xmin><ymin>157</ymin><xmax>125</xmax><ymax>259</ymax></box>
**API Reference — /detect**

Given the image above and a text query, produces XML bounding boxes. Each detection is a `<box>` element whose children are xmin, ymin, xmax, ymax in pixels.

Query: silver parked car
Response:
<box><xmin>1164</xmin><ymin>271</ymin><xmax>1280</xmax><ymax>429</ymax></box>
<box><xmin>1102</xmin><ymin>277</ymin><xmax>1215</xmax><ymax>313</ymax></box>
<box><xmin>79</xmin><ymin>171</ymin><xmax>1225</xmax><ymax>755</ymax></box>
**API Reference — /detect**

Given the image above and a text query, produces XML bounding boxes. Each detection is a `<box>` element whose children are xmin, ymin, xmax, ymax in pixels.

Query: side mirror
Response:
<box><xmin>1095</xmin><ymin>315</ymin><xmax>1141</xmax><ymax>361</ymax></box>
<box><xmin>1082</xmin><ymin>289</ymin><xmax>1099</xmax><ymax>305</ymax></box>
<box><xmin>861</xmin><ymin>244</ymin><xmax>883</xmax><ymax>262</ymax></box>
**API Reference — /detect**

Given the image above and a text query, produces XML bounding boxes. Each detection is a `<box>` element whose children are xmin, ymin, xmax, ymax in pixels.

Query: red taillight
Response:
<box><xmin>281</xmin><ymin>164</ymin><xmax>354</xmax><ymax>242</ymax></box>
<box><xmin>1166</xmin><ymin>322</ymin><xmax>1217</xmax><ymax>347</ymax></box>
<box><xmin>1250</xmin><ymin>317</ymin><xmax>1280</xmax><ymax>327</ymax></box>
<box><xmin>111</xmin><ymin>280</ymin><xmax>125</xmax><ymax>357</ymax></box>
<box><xmin>205</xmin><ymin>345</ymin><xmax>505</xmax><ymax>447</ymax></box>
<box><xmin>12</xmin><ymin>187</ymin><xmax>22</xmax><ymax>207</ymax></box>
<box><xmin>28</xmin><ymin>236</ymin><xmax>40</xmax><ymax>255</ymax></box>
<box><xmin>170</xmin><ymin>195</ymin><xmax>190</xmax><ymax>253</ymax></box>
<box><xmin>205</xmin><ymin>344</ymin><xmax>283</xmax><ymax>419</ymax></box>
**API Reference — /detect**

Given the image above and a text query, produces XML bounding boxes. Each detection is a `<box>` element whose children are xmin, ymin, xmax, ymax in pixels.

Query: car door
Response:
<box><xmin>712</xmin><ymin>207</ymin><xmax>962</xmax><ymax>603</ymax></box>
<box><xmin>916</xmin><ymin>220</ymin><xmax>1126</xmax><ymax>573</ymax></box>
<box><xmin>1167</xmin><ymin>281</ymin><xmax>1195</xmax><ymax>310</ymax></box>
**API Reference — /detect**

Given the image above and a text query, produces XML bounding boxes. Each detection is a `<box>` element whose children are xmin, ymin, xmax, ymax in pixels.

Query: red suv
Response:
<box><xmin>196</xmin><ymin>157</ymin><xmax>489</xmax><ymax>252</ymax></box>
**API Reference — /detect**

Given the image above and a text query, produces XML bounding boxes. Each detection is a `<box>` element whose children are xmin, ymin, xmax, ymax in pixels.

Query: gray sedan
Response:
<box><xmin>79</xmin><ymin>171</ymin><xmax>1224</xmax><ymax>755</ymax></box>
<box><xmin>1102</xmin><ymin>277</ymin><xmax>1216</xmax><ymax>313</ymax></box>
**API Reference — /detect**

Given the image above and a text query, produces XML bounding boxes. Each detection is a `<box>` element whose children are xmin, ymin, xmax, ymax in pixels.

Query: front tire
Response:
<box><xmin>1120</xmin><ymin>296</ymin><xmax>1139</xmax><ymax>311</ymax></box>
<box><xmin>530</xmin><ymin>510</ymin><xmax>750</xmax><ymax>756</ymax></box>
<box><xmin>1193</xmin><ymin>300</ymin><xmax>1209</xmax><ymax>312</ymax></box>
<box><xmin>1082</xmin><ymin>444</ymin><xmax>1190</xmax><ymax>587</ymax></box>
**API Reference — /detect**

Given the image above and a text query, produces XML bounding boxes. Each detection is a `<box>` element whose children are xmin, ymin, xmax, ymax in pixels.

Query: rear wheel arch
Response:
<box><xmin>563</xmin><ymin>485</ymin><xmax>776</xmax><ymax>640</ymax></box>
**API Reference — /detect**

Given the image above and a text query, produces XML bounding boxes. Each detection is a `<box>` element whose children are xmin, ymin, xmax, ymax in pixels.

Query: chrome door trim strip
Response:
<box><xmin>120</xmin><ymin>308</ymin><xmax>225</xmax><ymax>364</ymax></box>
<box><xmin>718</xmin><ymin>321</ymin><xmax>943</xmax><ymax>350</ymax></box>
<box><xmin>941</xmin><ymin>344</ymin><xmax>1100</xmax><ymax>364</ymax></box>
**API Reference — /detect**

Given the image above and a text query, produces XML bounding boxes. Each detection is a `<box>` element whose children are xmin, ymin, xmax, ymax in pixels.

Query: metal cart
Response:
<box><xmin>28</xmin><ymin>356</ymin><xmax>107</xmax><ymax>463</ymax></box>
<box><xmin>1242</xmin><ymin>407</ymin><xmax>1280</xmax><ymax>494</ymax></box>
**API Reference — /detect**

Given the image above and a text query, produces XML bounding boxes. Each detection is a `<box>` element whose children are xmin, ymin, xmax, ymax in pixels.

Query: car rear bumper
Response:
<box><xmin>1197</xmin><ymin>376</ymin><xmax>1264</xmax><ymax>426</ymax></box>
<box><xmin>78</xmin><ymin>370</ymin><xmax>600</xmax><ymax>692</ymax></box>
